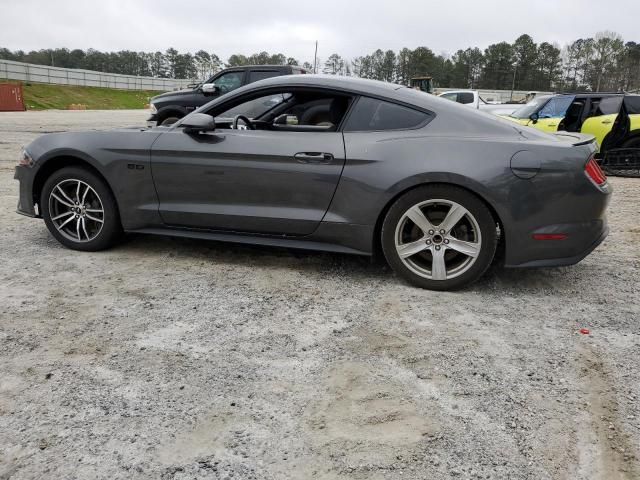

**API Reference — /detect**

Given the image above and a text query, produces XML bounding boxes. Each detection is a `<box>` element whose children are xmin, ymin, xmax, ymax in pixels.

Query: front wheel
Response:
<box><xmin>160</xmin><ymin>116</ymin><xmax>180</xmax><ymax>126</ymax></box>
<box><xmin>41</xmin><ymin>166</ymin><xmax>122</xmax><ymax>251</ymax></box>
<box><xmin>381</xmin><ymin>185</ymin><xmax>497</xmax><ymax>290</ymax></box>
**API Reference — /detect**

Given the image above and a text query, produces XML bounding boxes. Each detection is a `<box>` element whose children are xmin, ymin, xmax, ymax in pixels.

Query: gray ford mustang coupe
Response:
<box><xmin>15</xmin><ymin>75</ymin><xmax>611</xmax><ymax>290</ymax></box>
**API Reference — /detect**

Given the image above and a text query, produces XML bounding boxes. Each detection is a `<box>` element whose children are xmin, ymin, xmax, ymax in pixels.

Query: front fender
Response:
<box><xmin>26</xmin><ymin>130</ymin><xmax>163</xmax><ymax>230</ymax></box>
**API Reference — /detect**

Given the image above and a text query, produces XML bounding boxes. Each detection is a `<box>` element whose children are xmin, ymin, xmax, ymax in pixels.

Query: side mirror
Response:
<box><xmin>201</xmin><ymin>83</ymin><xmax>219</xmax><ymax>95</ymax></box>
<box><xmin>180</xmin><ymin>113</ymin><xmax>215</xmax><ymax>133</ymax></box>
<box><xmin>529</xmin><ymin>112</ymin><xmax>539</xmax><ymax>124</ymax></box>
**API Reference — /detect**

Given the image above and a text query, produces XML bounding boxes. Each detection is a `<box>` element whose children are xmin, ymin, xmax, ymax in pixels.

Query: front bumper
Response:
<box><xmin>14</xmin><ymin>165</ymin><xmax>39</xmax><ymax>217</ymax></box>
<box><xmin>147</xmin><ymin>113</ymin><xmax>158</xmax><ymax>128</ymax></box>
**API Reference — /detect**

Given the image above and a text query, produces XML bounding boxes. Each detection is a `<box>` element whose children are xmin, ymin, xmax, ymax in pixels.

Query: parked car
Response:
<box><xmin>438</xmin><ymin>90</ymin><xmax>519</xmax><ymax>115</ymax></box>
<box><xmin>15</xmin><ymin>75</ymin><xmax>611</xmax><ymax>290</ymax></box>
<box><xmin>502</xmin><ymin>93</ymin><xmax>640</xmax><ymax>154</ymax></box>
<box><xmin>148</xmin><ymin>65</ymin><xmax>306</xmax><ymax>126</ymax></box>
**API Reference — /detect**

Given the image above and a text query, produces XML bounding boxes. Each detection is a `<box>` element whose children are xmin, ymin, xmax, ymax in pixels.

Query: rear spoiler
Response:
<box><xmin>552</xmin><ymin>132</ymin><xmax>597</xmax><ymax>146</ymax></box>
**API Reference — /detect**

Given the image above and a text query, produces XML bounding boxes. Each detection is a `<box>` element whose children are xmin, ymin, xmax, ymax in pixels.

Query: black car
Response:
<box><xmin>148</xmin><ymin>65</ymin><xmax>306</xmax><ymax>126</ymax></box>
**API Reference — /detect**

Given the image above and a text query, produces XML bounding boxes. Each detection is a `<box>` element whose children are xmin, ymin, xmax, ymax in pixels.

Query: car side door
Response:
<box><xmin>581</xmin><ymin>96</ymin><xmax>625</xmax><ymax>150</ymax></box>
<box><xmin>149</xmin><ymin>91</ymin><xmax>348</xmax><ymax>236</ymax></box>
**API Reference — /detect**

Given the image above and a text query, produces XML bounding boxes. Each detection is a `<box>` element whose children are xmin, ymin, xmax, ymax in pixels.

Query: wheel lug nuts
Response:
<box><xmin>439</xmin><ymin>229</ymin><xmax>445</xmax><ymax>234</ymax></box>
<box><xmin>444</xmin><ymin>239</ymin><xmax>449</xmax><ymax>244</ymax></box>
<box><xmin>435</xmin><ymin>245</ymin><xmax>441</xmax><ymax>250</ymax></box>
<box><xmin>426</xmin><ymin>240</ymin><xmax>431</xmax><ymax>244</ymax></box>
<box><xmin>428</xmin><ymin>230</ymin><xmax>434</xmax><ymax>235</ymax></box>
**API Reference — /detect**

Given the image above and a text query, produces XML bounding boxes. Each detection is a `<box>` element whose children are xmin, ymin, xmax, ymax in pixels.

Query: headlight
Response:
<box><xmin>149</xmin><ymin>103</ymin><xmax>157</xmax><ymax>114</ymax></box>
<box><xmin>18</xmin><ymin>147</ymin><xmax>34</xmax><ymax>167</ymax></box>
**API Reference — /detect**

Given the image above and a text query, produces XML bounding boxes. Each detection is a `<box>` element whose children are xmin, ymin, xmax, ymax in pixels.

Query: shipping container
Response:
<box><xmin>0</xmin><ymin>83</ymin><xmax>25</xmax><ymax>111</ymax></box>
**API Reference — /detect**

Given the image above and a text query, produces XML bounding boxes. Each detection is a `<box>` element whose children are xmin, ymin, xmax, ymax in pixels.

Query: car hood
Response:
<box><xmin>26</xmin><ymin>128</ymin><xmax>164</xmax><ymax>163</ymax></box>
<box><xmin>151</xmin><ymin>88</ymin><xmax>196</xmax><ymax>102</ymax></box>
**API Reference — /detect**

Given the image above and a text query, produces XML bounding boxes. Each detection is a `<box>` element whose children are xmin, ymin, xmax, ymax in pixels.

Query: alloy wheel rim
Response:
<box><xmin>48</xmin><ymin>179</ymin><xmax>104</xmax><ymax>243</ymax></box>
<box><xmin>394</xmin><ymin>199</ymin><xmax>482</xmax><ymax>281</ymax></box>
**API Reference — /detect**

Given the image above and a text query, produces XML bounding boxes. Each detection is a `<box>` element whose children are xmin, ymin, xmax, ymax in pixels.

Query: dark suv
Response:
<box><xmin>148</xmin><ymin>65</ymin><xmax>307</xmax><ymax>126</ymax></box>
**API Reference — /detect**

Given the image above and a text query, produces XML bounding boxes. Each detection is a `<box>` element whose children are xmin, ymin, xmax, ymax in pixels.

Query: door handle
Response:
<box><xmin>601</xmin><ymin>119</ymin><xmax>613</xmax><ymax>124</ymax></box>
<box><xmin>294</xmin><ymin>152</ymin><xmax>334</xmax><ymax>164</ymax></box>
<box><xmin>548</xmin><ymin>123</ymin><xmax>557</xmax><ymax>127</ymax></box>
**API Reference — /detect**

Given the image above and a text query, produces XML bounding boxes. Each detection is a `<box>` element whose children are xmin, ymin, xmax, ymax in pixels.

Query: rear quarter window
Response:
<box><xmin>344</xmin><ymin>96</ymin><xmax>432</xmax><ymax>132</ymax></box>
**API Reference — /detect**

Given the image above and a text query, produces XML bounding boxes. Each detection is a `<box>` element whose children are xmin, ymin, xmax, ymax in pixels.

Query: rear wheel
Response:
<box><xmin>381</xmin><ymin>185</ymin><xmax>497</xmax><ymax>290</ymax></box>
<box><xmin>41</xmin><ymin>167</ymin><xmax>122</xmax><ymax>251</ymax></box>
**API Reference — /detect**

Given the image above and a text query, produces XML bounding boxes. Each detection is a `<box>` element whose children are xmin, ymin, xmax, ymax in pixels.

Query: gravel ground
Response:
<box><xmin>0</xmin><ymin>110</ymin><xmax>638</xmax><ymax>480</ymax></box>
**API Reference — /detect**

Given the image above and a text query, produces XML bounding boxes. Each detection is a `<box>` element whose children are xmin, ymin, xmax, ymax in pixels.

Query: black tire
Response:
<box><xmin>381</xmin><ymin>185</ymin><xmax>497</xmax><ymax>290</ymax></box>
<box><xmin>41</xmin><ymin>166</ymin><xmax>122</xmax><ymax>251</ymax></box>
<box><xmin>160</xmin><ymin>116</ymin><xmax>180</xmax><ymax>126</ymax></box>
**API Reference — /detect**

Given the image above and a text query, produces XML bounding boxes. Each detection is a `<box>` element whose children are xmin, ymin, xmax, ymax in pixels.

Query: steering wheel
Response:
<box><xmin>233</xmin><ymin>115</ymin><xmax>254</xmax><ymax>130</ymax></box>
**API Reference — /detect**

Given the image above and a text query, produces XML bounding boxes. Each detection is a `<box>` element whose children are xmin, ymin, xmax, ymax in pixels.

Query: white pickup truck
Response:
<box><xmin>438</xmin><ymin>90</ymin><xmax>520</xmax><ymax>116</ymax></box>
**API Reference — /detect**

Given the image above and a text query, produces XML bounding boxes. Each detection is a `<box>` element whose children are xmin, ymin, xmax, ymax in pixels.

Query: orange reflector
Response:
<box><xmin>532</xmin><ymin>234</ymin><xmax>568</xmax><ymax>240</ymax></box>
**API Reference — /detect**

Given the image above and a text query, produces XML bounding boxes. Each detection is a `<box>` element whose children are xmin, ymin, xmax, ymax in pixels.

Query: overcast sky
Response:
<box><xmin>1</xmin><ymin>0</ymin><xmax>639</xmax><ymax>63</ymax></box>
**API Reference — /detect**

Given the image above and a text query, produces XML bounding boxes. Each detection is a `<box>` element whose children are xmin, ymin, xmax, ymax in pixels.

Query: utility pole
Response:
<box><xmin>510</xmin><ymin>66</ymin><xmax>517</xmax><ymax>102</ymax></box>
<box><xmin>314</xmin><ymin>41</ymin><xmax>318</xmax><ymax>74</ymax></box>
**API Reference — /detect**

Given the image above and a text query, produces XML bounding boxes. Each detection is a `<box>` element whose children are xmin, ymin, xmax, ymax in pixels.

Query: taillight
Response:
<box><xmin>585</xmin><ymin>157</ymin><xmax>607</xmax><ymax>186</ymax></box>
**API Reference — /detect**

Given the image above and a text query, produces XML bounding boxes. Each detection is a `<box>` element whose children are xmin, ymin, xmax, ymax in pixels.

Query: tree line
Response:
<box><xmin>1</xmin><ymin>31</ymin><xmax>639</xmax><ymax>92</ymax></box>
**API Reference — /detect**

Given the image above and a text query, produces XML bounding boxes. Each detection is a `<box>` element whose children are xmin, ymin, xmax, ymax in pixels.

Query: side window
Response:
<box><xmin>216</xmin><ymin>93</ymin><xmax>291</xmax><ymax>119</ymax></box>
<box><xmin>457</xmin><ymin>92</ymin><xmax>475</xmax><ymax>104</ymax></box>
<box><xmin>248</xmin><ymin>70</ymin><xmax>281</xmax><ymax>83</ymax></box>
<box><xmin>213</xmin><ymin>71</ymin><xmax>244</xmax><ymax>94</ymax></box>
<box><xmin>277</xmin><ymin>95</ymin><xmax>351</xmax><ymax>129</ymax></box>
<box><xmin>344</xmin><ymin>97</ymin><xmax>432</xmax><ymax>132</ymax></box>
<box><xmin>538</xmin><ymin>96</ymin><xmax>574</xmax><ymax>118</ymax></box>
<box><xmin>594</xmin><ymin>97</ymin><xmax>623</xmax><ymax>116</ymax></box>
<box><xmin>624</xmin><ymin>96</ymin><xmax>640</xmax><ymax>114</ymax></box>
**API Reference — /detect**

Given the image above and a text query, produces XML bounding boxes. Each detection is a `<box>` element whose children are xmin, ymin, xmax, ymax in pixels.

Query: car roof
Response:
<box><xmin>251</xmin><ymin>73</ymin><xmax>402</xmax><ymax>93</ymax></box>
<box><xmin>561</xmin><ymin>92</ymin><xmax>623</xmax><ymax>98</ymax></box>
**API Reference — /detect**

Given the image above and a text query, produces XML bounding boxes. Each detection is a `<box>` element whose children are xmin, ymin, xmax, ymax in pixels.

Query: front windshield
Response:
<box><xmin>509</xmin><ymin>96</ymin><xmax>552</xmax><ymax>119</ymax></box>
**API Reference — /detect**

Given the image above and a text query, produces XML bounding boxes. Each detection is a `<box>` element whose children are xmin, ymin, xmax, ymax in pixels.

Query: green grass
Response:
<box><xmin>8</xmin><ymin>82</ymin><xmax>163</xmax><ymax>110</ymax></box>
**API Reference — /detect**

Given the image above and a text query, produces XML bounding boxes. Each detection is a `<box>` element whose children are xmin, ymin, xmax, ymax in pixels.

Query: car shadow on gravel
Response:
<box><xmin>29</xmin><ymin>228</ymin><xmax>596</xmax><ymax>292</ymax></box>
<box><xmin>118</xmin><ymin>233</ymin><xmax>595</xmax><ymax>292</ymax></box>
<box><xmin>121</xmin><ymin>232</ymin><xmax>391</xmax><ymax>279</ymax></box>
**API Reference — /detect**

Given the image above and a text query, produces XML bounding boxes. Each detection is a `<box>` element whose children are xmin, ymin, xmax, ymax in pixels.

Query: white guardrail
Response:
<box><xmin>0</xmin><ymin>59</ymin><xmax>193</xmax><ymax>91</ymax></box>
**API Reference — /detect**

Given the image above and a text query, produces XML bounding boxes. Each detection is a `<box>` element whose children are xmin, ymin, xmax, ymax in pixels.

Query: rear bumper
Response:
<box><xmin>506</xmin><ymin>223</ymin><xmax>608</xmax><ymax>268</ymax></box>
<box><xmin>14</xmin><ymin>165</ymin><xmax>39</xmax><ymax>217</ymax></box>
